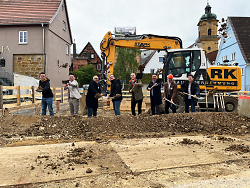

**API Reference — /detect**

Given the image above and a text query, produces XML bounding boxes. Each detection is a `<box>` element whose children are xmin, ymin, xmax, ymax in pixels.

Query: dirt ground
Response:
<box><xmin>0</xmin><ymin>109</ymin><xmax>250</xmax><ymax>187</ymax></box>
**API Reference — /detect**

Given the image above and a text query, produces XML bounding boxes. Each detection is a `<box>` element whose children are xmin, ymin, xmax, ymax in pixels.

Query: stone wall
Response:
<box><xmin>13</xmin><ymin>54</ymin><xmax>45</xmax><ymax>79</ymax></box>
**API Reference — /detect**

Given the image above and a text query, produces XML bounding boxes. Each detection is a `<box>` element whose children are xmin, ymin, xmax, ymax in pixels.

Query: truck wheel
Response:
<box><xmin>176</xmin><ymin>95</ymin><xmax>185</xmax><ymax>113</ymax></box>
<box><xmin>224</xmin><ymin>96</ymin><xmax>238</xmax><ymax>113</ymax></box>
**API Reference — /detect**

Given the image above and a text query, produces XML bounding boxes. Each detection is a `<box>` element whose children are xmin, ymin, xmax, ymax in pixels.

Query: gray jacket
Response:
<box><xmin>65</xmin><ymin>80</ymin><xmax>82</xmax><ymax>99</ymax></box>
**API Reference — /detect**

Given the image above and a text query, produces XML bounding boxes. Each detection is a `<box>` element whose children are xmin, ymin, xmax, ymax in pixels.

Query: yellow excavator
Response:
<box><xmin>100</xmin><ymin>31</ymin><xmax>241</xmax><ymax>112</ymax></box>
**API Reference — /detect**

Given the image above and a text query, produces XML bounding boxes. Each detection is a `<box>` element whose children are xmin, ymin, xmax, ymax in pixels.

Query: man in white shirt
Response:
<box><xmin>64</xmin><ymin>73</ymin><xmax>82</xmax><ymax>115</ymax></box>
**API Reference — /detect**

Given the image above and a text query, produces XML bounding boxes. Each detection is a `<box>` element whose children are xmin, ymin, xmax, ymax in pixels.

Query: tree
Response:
<box><xmin>71</xmin><ymin>64</ymin><xmax>99</xmax><ymax>87</ymax></box>
<box><xmin>113</xmin><ymin>47</ymin><xmax>141</xmax><ymax>83</ymax></box>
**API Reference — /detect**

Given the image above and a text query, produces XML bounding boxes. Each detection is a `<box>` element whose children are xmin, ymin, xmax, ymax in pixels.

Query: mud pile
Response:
<box><xmin>0</xmin><ymin>112</ymin><xmax>249</xmax><ymax>145</ymax></box>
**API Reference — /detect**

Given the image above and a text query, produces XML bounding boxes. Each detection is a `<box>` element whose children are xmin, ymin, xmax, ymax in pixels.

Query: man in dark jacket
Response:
<box><xmin>108</xmin><ymin>74</ymin><xmax>122</xmax><ymax>115</ymax></box>
<box><xmin>39</xmin><ymin>72</ymin><xmax>54</xmax><ymax>116</ymax></box>
<box><xmin>164</xmin><ymin>74</ymin><xmax>178</xmax><ymax>114</ymax></box>
<box><xmin>181</xmin><ymin>74</ymin><xmax>200</xmax><ymax>113</ymax></box>
<box><xmin>86</xmin><ymin>75</ymin><xmax>102</xmax><ymax>117</ymax></box>
<box><xmin>129</xmin><ymin>73</ymin><xmax>143</xmax><ymax>116</ymax></box>
<box><xmin>147</xmin><ymin>73</ymin><xmax>162</xmax><ymax>115</ymax></box>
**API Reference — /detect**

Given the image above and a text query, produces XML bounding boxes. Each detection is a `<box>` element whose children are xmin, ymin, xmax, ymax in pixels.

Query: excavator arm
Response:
<box><xmin>100</xmin><ymin>31</ymin><xmax>182</xmax><ymax>92</ymax></box>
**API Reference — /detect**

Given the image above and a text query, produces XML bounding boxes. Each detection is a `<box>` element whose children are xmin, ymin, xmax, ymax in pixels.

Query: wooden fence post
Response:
<box><xmin>61</xmin><ymin>87</ymin><xmax>64</xmax><ymax>103</ymax></box>
<box><xmin>53</xmin><ymin>86</ymin><xmax>56</xmax><ymax>102</ymax></box>
<box><xmin>17</xmin><ymin>86</ymin><xmax>20</xmax><ymax>106</ymax></box>
<box><xmin>32</xmin><ymin>86</ymin><xmax>35</xmax><ymax>103</ymax></box>
<box><xmin>0</xmin><ymin>85</ymin><xmax>3</xmax><ymax>110</ymax></box>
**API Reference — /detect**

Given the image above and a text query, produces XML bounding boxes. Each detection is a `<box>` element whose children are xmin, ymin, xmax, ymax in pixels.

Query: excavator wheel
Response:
<box><xmin>223</xmin><ymin>96</ymin><xmax>238</xmax><ymax>113</ymax></box>
<box><xmin>176</xmin><ymin>95</ymin><xmax>185</xmax><ymax>113</ymax></box>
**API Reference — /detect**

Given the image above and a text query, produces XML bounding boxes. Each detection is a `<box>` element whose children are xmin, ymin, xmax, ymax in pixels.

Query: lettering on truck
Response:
<box><xmin>134</xmin><ymin>42</ymin><xmax>150</xmax><ymax>48</ymax></box>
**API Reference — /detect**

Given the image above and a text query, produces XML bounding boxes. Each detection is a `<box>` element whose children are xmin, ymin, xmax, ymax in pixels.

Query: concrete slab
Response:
<box><xmin>110</xmin><ymin>136</ymin><xmax>250</xmax><ymax>173</ymax></box>
<box><xmin>0</xmin><ymin>141</ymin><xmax>96</xmax><ymax>186</ymax></box>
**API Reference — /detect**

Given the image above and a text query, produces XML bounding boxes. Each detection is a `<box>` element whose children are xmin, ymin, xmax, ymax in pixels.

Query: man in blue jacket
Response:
<box><xmin>39</xmin><ymin>72</ymin><xmax>54</xmax><ymax>116</ymax></box>
<box><xmin>147</xmin><ymin>73</ymin><xmax>162</xmax><ymax>115</ymax></box>
<box><xmin>181</xmin><ymin>74</ymin><xmax>200</xmax><ymax>113</ymax></box>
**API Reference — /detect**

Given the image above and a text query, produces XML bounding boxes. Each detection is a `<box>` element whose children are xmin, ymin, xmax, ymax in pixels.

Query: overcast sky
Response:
<box><xmin>66</xmin><ymin>0</ymin><xmax>250</xmax><ymax>55</ymax></box>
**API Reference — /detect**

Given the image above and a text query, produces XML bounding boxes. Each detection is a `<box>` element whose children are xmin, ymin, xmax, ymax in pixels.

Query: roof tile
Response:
<box><xmin>0</xmin><ymin>0</ymin><xmax>62</xmax><ymax>24</ymax></box>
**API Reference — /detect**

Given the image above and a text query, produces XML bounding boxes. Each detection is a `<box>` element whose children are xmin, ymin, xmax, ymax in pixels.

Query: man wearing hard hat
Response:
<box><xmin>163</xmin><ymin>74</ymin><xmax>178</xmax><ymax>114</ymax></box>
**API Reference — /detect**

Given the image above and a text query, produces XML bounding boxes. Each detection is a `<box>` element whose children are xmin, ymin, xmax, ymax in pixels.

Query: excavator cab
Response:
<box><xmin>163</xmin><ymin>48</ymin><xmax>206</xmax><ymax>86</ymax></box>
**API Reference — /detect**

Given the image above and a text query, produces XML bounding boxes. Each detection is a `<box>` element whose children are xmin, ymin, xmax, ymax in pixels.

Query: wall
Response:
<box><xmin>13</xmin><ymin>54</ymin><xmax>44</xmax><ymax>78</ymax></box>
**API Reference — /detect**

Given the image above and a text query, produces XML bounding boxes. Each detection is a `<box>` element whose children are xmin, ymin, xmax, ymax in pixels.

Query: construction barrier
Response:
<box><xmin>238</xmin><ymin>95</ymin><xmax>250</xmax><ymax>117</ymax></box>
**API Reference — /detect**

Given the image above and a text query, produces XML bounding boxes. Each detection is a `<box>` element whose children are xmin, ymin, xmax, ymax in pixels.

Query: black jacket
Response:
<box><xmin>181</xmin><ymin>81</ymin><xmax>200</xmax><ymax>101</ymax></box>
<box><xmin>110</xmin><ymin>79</ymin><xmax>123</xmax><ymax>101</ymax></box>
<box><xmin>39</xmin><ymin>78</ymin><xmax>53</xmax><ymax>98</ymax></box>
<box><xmin>86</xmin><ymin>80</ymin><xmax>101</xmax><ymax>108</ymax></box>
<box><xmin>147</xmin><ymin>81</ymin><xmax>162</xmax><ymax>105</ymax></box>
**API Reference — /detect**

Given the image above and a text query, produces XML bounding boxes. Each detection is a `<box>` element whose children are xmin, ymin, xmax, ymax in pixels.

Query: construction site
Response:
<box><xmin>0</xmin><ymin>93</ymin><xmax>250</xmax><ymax>187</ymax></box>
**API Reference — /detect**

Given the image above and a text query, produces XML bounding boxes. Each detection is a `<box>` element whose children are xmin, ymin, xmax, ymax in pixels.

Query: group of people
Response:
<box><xmin>104</xmin><ymin>72</ymin><xmax>200</xmax><ymax>116</ymax></box>
<box><xmin>38</xmin><ymin>72</ymin><xmax>200</xmax><ymax>117</ymax></box>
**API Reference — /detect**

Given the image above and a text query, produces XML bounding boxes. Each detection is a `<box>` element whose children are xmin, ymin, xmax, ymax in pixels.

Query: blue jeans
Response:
<box><xmin>185</xmin><ymin>99</ymin><xmax>197</xmax><ymax>113</ymax></box>
<box><xmin>41</xmin><ymin>97</ymin><xmax>54</xmax><ymax>116</ymax></box>
<box><xmin>113</xmin><ymin>100</ymin><xmax>121</xmax><ymax>115</ymax></box>
<box><xmin>88</xmin><ymin>107</ymin><xmax>97</xmax><ymax>117</ymax></box>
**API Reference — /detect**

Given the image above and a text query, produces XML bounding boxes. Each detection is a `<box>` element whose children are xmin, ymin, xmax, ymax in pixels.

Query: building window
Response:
<box><xmin>159</xmin><ymin>57</ymin><xmax>164</xmax><ymax>62</ymax></box>
<box><xmin>208</xmin><ymin>47</ymin><xmax>211</xmax><ymax>51</ymax></box>
<box><xmin>224</xmin><ymin>55</ymin><xmax>228</xmax><ymax>60</ymax></box>
<box><xmin>0</xmin><ymin>59</ymin><xmax>5</xmax><ymax>67</ymax></box>
<box><xmin>221</xmin><ymin>57</ymin><xmax>223</xmax><ymax>64</ymax></box>
<box><xmin>231</xmin><ymin>52</ymin><xmax>236</xmax><ymax>61</ymax></box>
<box><xmin>97</xmin><ymin>64</ymin><xmax>101</xmax><ymax>71</ymax></box>
<box><xmin>209</xmin><ymin>21</ymin><xmax>211</xmax><ymax>25</ymax></box>
<box><xmin>19</xmin><ymin>31</ymin><xmax>27</xmax><ymax>44</ymax></box>
<box><xmin>66</xmin><ymin>44</ymin><xmax>69</xmax><ymax>55</ymax></box>
<box><xmin>62</xmin><ymin>4</ymin><xmax>64</xmax><ymax>11</ymax></box>
<box><xmin>78</xmin><ymin>65</ymin><xmax>83</xmax><ymax>69</ymax></box>
<box><xmin>208</xmin><ymin>29</ymin><xmax>211</xmax><ymax>36</ymax></box>
<box><xmin>150</xmin><ymin>69</ymin><xmax>155</xmax><ymax>74</ymax></box>
<box><xmin>63</xmin><ymin>21</ymin><xmax>66</xmax><ymax>31</ymax></box>
<box><xmin>91</xmin><ymin>54</ymin><xmax>94</xmax><ymax>59</ymax></box>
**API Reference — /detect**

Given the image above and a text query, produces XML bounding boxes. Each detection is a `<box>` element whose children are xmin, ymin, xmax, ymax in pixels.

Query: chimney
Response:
<box><xmin>73</xmin><ymin>39</ymin><xmax>76</xmax><ymax>58</ymax></box>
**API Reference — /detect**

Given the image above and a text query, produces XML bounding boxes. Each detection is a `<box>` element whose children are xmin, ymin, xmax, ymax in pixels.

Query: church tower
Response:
<box><xmin>197</xmin><ymin>2</ymin><xmax>219</xmax><ymax>53</ymax></box>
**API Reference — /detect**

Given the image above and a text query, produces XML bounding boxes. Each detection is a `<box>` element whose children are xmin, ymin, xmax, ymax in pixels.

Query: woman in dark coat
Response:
<box><xmin>86</xmin><ymin>76</ymin><xmax>102</xmax><ymax>117</ymax></box>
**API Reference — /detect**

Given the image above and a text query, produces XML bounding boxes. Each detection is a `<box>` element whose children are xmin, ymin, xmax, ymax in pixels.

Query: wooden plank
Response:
<box><xmin>3</xmin><ymin>103</ymin><xmax>18</xmax><ymax>108</ymax></box>
<box><xmin>3</xmin><ymin>95</ymin><xmax>18</xmax><ymax>99</ymax></box>
<box><xmin>20</xmin><ymin>86</ymin><xmax>32</xmax><ymax>90</ymax></box>
<box><xmin>35</xmin><ymin>94</ymin><xmax>42</xmax><ymax>97</ymax></box>
<box><xmin>20</xmin><ymin>94</ymin><xmax>32</xmax><ymax>98</ymax></box>
<box><xmin>21</xmin><ymin>101</ymin><xmax>33</xmax><ymax>106</ymax></box>
<box><xmin>3</xmin><ymin>86</ymin><xmax>18</xmax><ymax>90</ymax></box>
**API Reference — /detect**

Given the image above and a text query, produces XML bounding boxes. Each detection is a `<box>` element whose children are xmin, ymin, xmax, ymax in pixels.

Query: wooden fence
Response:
<box><xmin>0</xmin><ymin>85</ymin><xmax>69</xmax><ymax>109</ymax></box>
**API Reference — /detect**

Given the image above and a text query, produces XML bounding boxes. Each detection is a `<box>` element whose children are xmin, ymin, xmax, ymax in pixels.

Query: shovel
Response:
<box><xmin>180</xmin><ymin>92</ymin><xmax>205</xmax><ymax>100</ymax></box>
<box><xmin>165</xmin><ymin>98</ymin><xmax>184</xmax><ymax>107</ymax></box>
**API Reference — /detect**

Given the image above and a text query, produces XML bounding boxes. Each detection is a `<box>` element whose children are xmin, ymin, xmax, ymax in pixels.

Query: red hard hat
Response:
<box><xmin>167</xmin><ymin>74</ymin><xmax>174</xmax><ymax>78</ymax></box>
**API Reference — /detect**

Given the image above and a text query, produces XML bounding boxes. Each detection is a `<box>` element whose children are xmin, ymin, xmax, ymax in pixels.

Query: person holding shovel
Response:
<box><xmin>129</xmin><ymin>73</ymin><xmax>143</xmax><ymax>116</ymax></box>
<box><xmin>108</xmin><ymin>74</ymin><xmax>123</xmax><ymax>115</ymax></box>
<box><xmin>181</xmin><ymin>74</ymin><xmax>200</xmax><ymax>113</ymax></box>
<box><xmin>64</xmin><ymin>73</ymin><xmax>82</xmax><ymax>115</ymax></box>
<box><xmin>163</xmin><ymin>74</ymin><xmax>178</xmax><ymax>114</ymax></box>
<box><xmin>147</xmin><ymin>73</ymin><xmax>162</xmax><ymax>115</ymax></box>
<box><xmin>86</xmin><ymin>75</ymin><xmax>103</xmax><ymax>117</ymax></box>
